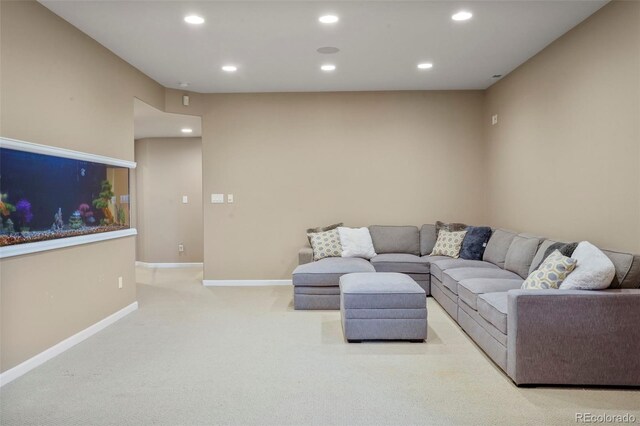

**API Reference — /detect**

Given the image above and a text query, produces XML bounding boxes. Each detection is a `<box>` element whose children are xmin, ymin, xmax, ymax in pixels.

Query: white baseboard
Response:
<box><xmin>0</xmin><ymin>301</ymin><xmax>138</xmax><ymax>387</ymax></box>
<box><xmin>203</xmin><ymin>279</ymin><xmax>292</xmax><ymax>287</ymax></box>
<box><xmin>135</xmin><ymin>261</ymin><xmax>203</xmax><ymax>269</ymax></box>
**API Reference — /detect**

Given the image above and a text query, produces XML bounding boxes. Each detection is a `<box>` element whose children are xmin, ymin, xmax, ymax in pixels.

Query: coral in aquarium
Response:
<box><xmin>16</xmin><ymin>199</ymin><xmax>34</xmax><ymax>229</ymax></box>
<box><xmin>115</xmin><ymin>205</ymin><xmax>126</xmax><ymax>225</ymax></box>
<box><xmin>52</xmin><ymin>207</ymin><xmax>64</xmax><ymax>231</ymax></box>
<box><xmin>5</xmin><ymin>219</ymin><xmax>15</xmax><ymax>233</ymax></box>
<box><xmin>0</xmin><ymin>193</ymin><xmax>16</xmax><ymax>217</ymax></box>
<box><xmin>69</xmin><ymin>210</ymin><xmax>83</xmax><ymax>229</ymax></box>
<box><xmin>78</xmin><ymin>203</ymin><xmax>94</xmax><ymax>225</ymax></box>
<box><xmin>92</xmin><ymin>180</ymin><xmax>114</xmax><ymax>224</ymax></box>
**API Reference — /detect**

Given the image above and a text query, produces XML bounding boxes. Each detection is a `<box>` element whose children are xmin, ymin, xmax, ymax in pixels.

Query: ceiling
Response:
<box><xmin>41</xmin><ymin>1</ymin><xmax>607</xmax><ymax>93</ymax></box>
<box><xmin>134</xmin><ymin>99</ymin><xmax>202</xmax><ymax>139</ymax></box>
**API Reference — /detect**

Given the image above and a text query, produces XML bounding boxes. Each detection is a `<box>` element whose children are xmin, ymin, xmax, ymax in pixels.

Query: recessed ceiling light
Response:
<box><xmin>181</xmin><ymin>128</ymin><xmax>193</xmax><ymax>133</ymax></box>
<box><xmin>452</xmin><ymin>11</ymin><xmax>473</xmax><ymax>21</ymax></box>
<box><xmin>417</xmin><ymin>63</ymin><xmax>433</xmax><ymax>70</ymax></box>
<box><xmin>317</xmin><ymin>46</ymin><xmax>340</xmax><ymax>54</ymax></box>
<box><xmin>184</xmin><ymin>15</ymin><xmax>205</xmax><ymax>25</ymax></box>
<box><xmin>319</xmin><ymin>15</ymin><xmax>339</xmax><ymax>24</ymax></box>
<box><xmin>321</xmin><ymin>64</ymin><xmax>336</xmax><ymax>72</ymax></box>
<box><xmin>222</xmin><ymin>65</ymin><xmax>238</xmax><ymax>72</ymax></box>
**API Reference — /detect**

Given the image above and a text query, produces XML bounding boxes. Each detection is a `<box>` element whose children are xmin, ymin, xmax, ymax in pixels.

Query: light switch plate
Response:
<box><xmin>492</xmin><ymin>114</ymin><xmax>498</xmax><ymax>125</ymax></box>
<box><xmin>227</xmin><ymin>194</ymin><xmax>234</xmax><ymax>203</ymax></box>
<box><xmin>211</xmin><ymin>193</ymin><xmax>224</xmax><ymax>204</ymax></box>
<box><xmin>182</xmin><ymin>195</ymin><xmax>188</xmax><ymax>204</ymax></box>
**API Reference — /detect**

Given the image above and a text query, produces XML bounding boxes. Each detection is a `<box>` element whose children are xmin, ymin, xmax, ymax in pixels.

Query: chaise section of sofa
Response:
<box><xmin>292</xmin><ymin>257</ymin><xmax>375</xmax><ymax>310</ymax></box>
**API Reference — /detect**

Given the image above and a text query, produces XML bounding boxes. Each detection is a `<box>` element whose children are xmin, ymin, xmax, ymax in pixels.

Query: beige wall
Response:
<box><xmin>0</xmin><ymin>1</ymin><xmax>164</xmax><ymax>372</ymax></box>
<box><xmin>164</xmin><ymin>91</ymin><xmax>488</xmax><ymax>280</ymax></box>
<box><xmin>484</xmin><ymin>0</ymin><xmax>640</xmax><ymax>253</ymax></box>
<box><xmin>135</xmin><ymin>137</ymin><xmax>203</xmax><ymax>263</ymax></box>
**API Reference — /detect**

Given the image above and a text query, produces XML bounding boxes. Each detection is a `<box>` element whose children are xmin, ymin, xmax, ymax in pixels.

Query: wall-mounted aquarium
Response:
<box><xmin>0</xmin><ymin>138</ymin><xmax>136</xmax><ymax>257</ymax></box>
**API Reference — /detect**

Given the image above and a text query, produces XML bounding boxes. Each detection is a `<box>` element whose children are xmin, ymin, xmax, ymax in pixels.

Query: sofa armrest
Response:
<box><xmin>298</xmin><ymin>247</ymin><xmax>314</xmax><ymax>265</ymax></box>
<box><xmin>507</xmin><ymin>289</ymin><xmax>640</xmax><ymax>386</ymax></box>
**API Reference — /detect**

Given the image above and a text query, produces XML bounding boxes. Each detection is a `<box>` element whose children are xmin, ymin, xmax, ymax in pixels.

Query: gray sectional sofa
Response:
<box><xmin>292</xmin><ymin>224</ymin><xmax>640</xmax><ymax>386</ymax></box>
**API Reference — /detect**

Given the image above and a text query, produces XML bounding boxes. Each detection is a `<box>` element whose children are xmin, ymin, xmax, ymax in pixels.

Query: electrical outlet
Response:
<box><xmin>118</xmin><ymin>276</ymin><xmax>123</xmax><ymax>289</ymax></box>
<box><xmin>178</xmin><ymin>244</ymin><xmax>184</xmax><ymax>253</ymax></box>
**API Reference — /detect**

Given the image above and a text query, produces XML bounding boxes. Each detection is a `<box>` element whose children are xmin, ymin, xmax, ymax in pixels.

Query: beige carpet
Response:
<box><xmin>1</xmin><ymin>269</ymin><xmax>639</xmax><ymax>426</ymax></box>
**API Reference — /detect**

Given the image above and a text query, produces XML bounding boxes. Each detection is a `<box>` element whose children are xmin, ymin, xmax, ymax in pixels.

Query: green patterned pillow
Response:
<box><xmin>522</xmin><ymin>250</ymin><xmax>577</xmax><ymax>290</ymax></box>
<box><xmin>430</xmin><ymin>230</ymin><xmax>467</xmax><ymax>258</ymax></box>
<box><xmin>307</xmin><ymin>228</ymin><xmax>342</xmax><ymax>261</ymax></box>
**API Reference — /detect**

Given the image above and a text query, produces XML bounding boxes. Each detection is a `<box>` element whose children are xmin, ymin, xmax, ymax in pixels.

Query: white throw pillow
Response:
<box><xmin>337</xmin><ymin>227</ymin><xmax>377</xmax><ymax>259</ymax></box>
<box><xmin>559</xmin><ymin>241</ymin><xmax>615</xmax><ymax>290</ymax></box>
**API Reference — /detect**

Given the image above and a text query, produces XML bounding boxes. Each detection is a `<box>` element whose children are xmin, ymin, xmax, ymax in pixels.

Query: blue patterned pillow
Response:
<box><xmin>460</xmin><ymin>226</ymin><xmax>492</xmax><ymax>260</ymax></box>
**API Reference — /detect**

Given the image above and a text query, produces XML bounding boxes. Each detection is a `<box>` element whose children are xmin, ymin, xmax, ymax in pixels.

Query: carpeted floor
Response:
<box><xmin>1</xmin><ymin>268</ymin><xmax>639</xmax><ymax>426</ymax></box>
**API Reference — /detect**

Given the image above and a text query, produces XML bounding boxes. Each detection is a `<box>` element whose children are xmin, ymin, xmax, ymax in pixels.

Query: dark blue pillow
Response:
<box><xmin>460</xmin><ymin>226</ymin><xmax>492</xmax><ymax>260</ymax></box>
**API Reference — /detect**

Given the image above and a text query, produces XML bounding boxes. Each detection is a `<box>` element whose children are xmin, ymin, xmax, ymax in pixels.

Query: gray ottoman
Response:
<box><xmin>339</xmin><ymin>272</ymin><xmax>427</xmax><ymax>342</ymax></box>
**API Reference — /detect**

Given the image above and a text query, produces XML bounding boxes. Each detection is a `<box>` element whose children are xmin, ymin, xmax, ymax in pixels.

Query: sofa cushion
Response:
<box><xmin>477</xmin><ymin>292</ymin><xmax>508</xmax><ymax>334</ymax></box>
<box><xmin>370</xmin><ymin>253</ymin><xmax>430</xmax><ymax>274</ymax></box>
<box><xmin>458</xmin><ymin>278</ymin><xmax>524</xmax><ymax>310</ymax></box>
<box><xmin>369</xmin><ymin>225</ymin><xmax>420</xmax><ymax>256</ymax></box>
<box><xmin>521</xmin><ymin>250</ymin><xmax>577</xmax><ymax>290</ymax></box>
<box><xmin>292</xmin><ymin>257</ymin><xmax>375</xmax><ymax>287</ymax></box>
<box><xmin>430</xmin><ymin>229</ymin><xmax>467</xmax><ymax>258</ymax></box>
<box><xmin>429</xmin><ymin>258</ymin><xmax>499</xmax><ymax>281</ymax></box>
<box><xmin>458</xmin><ymin>299</ymin><xmax>508</xmax><ymax>348</ymax></box>
<box><xmin>483</xmin><ymin>229</ymin><xmax>518</xmax><ymax>268</ymax></box>
<box><xmin>504</xmin><ymin>234</ymin><xmax>543</xmax><ymax>278</ymax></box>
<box><xmin>420</xmin><ymin>224</ymin><xmax>437</xmax><ymax>256</ymax></box>
<box><xmin>601</xmin><ymin>250</ymin><xmax>640</xmax><ymax>289</ymax></box>
<box><xmin>529</xmin><ymin>239</ymin><xmax>559</xmax><ymax>275</ymax></box>
<box><xmin>460</xmin><ymin>226</ymin><xmax>492</xmax><ymax>261</ymax></box>
<box><xmin>442</xmin><ymin>267</ymin><xmax>521</xmax><ymax>295</ymax></box>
